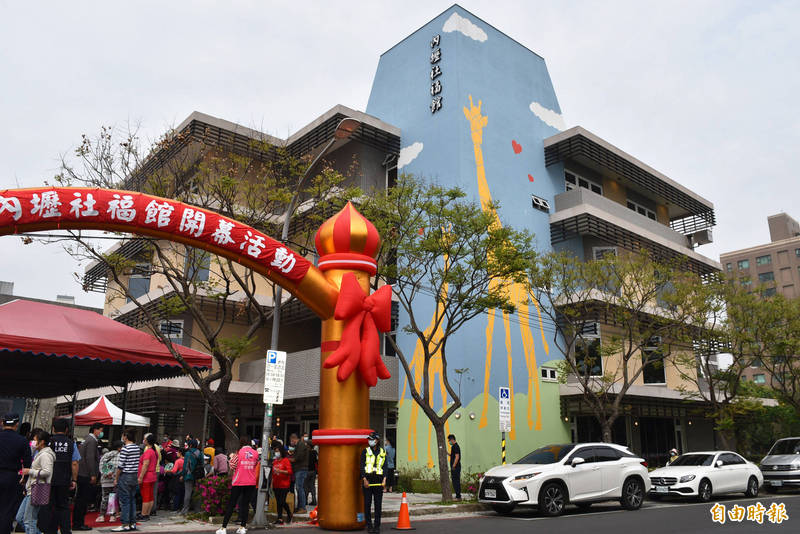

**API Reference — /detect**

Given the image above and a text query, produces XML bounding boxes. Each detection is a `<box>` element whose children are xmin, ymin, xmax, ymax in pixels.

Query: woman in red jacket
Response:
<box><xmin>271</xmin><ymin>443</ymin><xmax>293</xmax><ymax>525</ymax></box>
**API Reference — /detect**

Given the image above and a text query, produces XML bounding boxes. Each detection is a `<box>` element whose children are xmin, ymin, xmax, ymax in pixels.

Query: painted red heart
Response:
<box><xmin>511</xmin><ymin>140</ymin><xmax>522</xmax><ymax>154</ymax></box>
<box><xmin>528</xmin><ymin>174</ymin><xmax>534</xmax><ymax>182</ymax></box>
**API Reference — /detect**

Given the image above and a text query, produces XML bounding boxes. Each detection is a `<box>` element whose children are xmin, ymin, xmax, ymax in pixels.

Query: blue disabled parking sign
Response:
<box><xmin>498</xmin><ymin>387</ymin><xmax>511</xmax><ymax>431</ymax></box>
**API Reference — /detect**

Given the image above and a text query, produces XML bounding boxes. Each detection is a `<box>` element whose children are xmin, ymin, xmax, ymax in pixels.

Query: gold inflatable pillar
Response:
<box><xmin>312</xmin><ymin>203</ymin><xmax>392</xmax><ymax>531</ymax></box>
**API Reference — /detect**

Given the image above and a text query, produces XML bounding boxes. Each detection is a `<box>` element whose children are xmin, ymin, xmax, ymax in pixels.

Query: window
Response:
<box><xmin>381</xmin><ymin>301</ymin><xmax>399</xmax><ymax>357</ymax></box>
<box><xmin>186</xmin><ymin>250</ymin><xmax>211</xmax><ymax>282</ymax></box>
<box><xmin>593</xmin><ymin>247</ymin><xmax>617</xmax><ymax>260</ymax></box>
<box><xmin>575</xmin><ymin>338</ymin><xmax>603</xmax><ymax>376</ymax></box>
<box><xmin>740</xmin><ymin>277</ymin><xmax>751</xmax><ymax>288</ymax></box>
<box><xmin>593</xmin><ymin>446</ymin><xmax>621</xmax><ymax>462</ymax></box>
<box><xmin>763</xmin><ymin>287</ymin><xmax>777</xmax><ymax>297</ymax></box>
<box><xmin>738</xmin><ymin>259</ymin><xmax>750</xmax><ymax>270</ymax></box>
<box><xmin>127</xmin><ymin>263</ymin><xmax>151</xmax><ymax>301</ymax></box>
<box><xmin>796</xmin><ymin>248</ymin><xmax>800</xmax><ymax>258</ymax></box>
<box><xmin>753</xmin><ymin>374</ymin><xmax>766</xmax><ymax>384</ymax></box>
<box><xmin>758</xmin><ymin>272</ymin><xmax>775</xmax><ymax>283</ymax></box>
<box><xmin>541</xmin><ymin>368</ymin><xmax>558</xmax><ymax>382</ymax></box>
<box><xmin>718</xmin><ymin>453</ymin><xmax>743</xmax><ymax>466</ymax></box>
<box><xmin>725</xmin><ymin>263</ymin><xmax>732</xmax><ymax>273</ymax></box>
<box><xmin>568</xmin><ymin>447</ymin><xmax>596</xmax><ymax>464</ymax></box>
<box><xmin>751</xmin><ymin>358</ymin><xmax>762</xmax><ymax>368</ymax></box>
<box><xmin>642</xmin><ymin>344</ymin><xmax>666</xmax><ymax>384</ymax></box>
<box><xmin>756</xmin><ymin>254</ymin><xmax>772</xmax><ymax>266</ymax></box>
<box><xmin>531</xmin><ymin>194</ymin><xmax>551</xmax><ymax>213</ymax></box>
<box><xmin>626</xmin><ymin>199</ymin><xmax>656</xmax><ymax>221</ymax></box>
<box><xmin>565</xmin><ymin>171</ymin><xmax>602</xmax><ymax>195</ymax></box>
<box><xmin>158</xmin><ymin>320</ymin><xmax>184</xmax><ymax>344</ymax></box>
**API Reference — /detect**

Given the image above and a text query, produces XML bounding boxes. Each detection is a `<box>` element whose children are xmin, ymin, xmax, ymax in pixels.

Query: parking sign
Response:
<box><xmin>263</xmin><ymin>350</ymin><xmax>287</xmax><ymax>404</ymax></box>
<box><xmin>499</xmin><ymin>386</ymin><xmax>511</xmax><ymax>432</ymax></box>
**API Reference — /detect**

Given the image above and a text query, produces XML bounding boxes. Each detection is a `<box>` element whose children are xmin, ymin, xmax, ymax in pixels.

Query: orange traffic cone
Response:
<box><xmin>308</xmin><ymin>507</ymin><xmax>319</xmax><ymax>525</ymax></box>
<box><xmin>392</xmin><ymin>492</ymin><xmax>415</xmax><ymax>530</ymax></box>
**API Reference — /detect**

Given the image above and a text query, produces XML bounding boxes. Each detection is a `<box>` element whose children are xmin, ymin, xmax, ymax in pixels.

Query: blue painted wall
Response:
<box><xmin>367</xmin><ymin>5</ymin><xmax>570</xmax><ymax>471</ymax></box>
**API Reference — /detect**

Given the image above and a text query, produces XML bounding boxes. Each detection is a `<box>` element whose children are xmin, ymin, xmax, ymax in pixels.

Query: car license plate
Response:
<box><xmin>771</xmin><ymin>480</ymin><xmax>783</xmax><ymax>487</ymax></box>
<box><xmin>655</xmin><ymin>486</ymin><xmax>669</xmax><ymax>494</ymax></box>
<box><xmin>485</xmin><ymin>489</ymin><xmax>497</xmax><ymax>498</ymax></box>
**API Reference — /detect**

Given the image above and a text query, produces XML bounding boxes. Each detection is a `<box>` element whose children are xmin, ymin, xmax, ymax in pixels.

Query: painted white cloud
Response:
<box><xmin>529</xmin><ymin>101</ymin><xmax>566</xmax><ymax>131</ymax></box>
<box><xmin>442</xmin><ymin>12</ymin><xmax>488</xmax><ymax>43</ymax></box>
<box><xmin>397</xmin><ymin>141</ymin><xmax>423</xmax><ymax>169</ymax></box>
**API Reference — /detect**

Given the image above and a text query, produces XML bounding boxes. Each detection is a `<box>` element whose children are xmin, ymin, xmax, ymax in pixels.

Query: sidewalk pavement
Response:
<box><xmin>92</xmin><ymin>493</ymin><xmax>484</xmax><ymax>532</ymax></box>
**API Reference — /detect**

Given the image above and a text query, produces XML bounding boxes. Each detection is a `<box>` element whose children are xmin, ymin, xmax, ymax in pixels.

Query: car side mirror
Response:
<box><xmin>571</xmin><ymin>457</ymin><xmax>585</xmax><ymax>467</ymax></box>
<box><xmin>715</xmin><ymin>460</ymin><xmax>723</xmax><ymax>468</ymax></box>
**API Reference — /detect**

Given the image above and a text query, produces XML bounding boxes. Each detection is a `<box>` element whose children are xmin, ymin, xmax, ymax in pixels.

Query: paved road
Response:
<box><xmin>138</xmin><ymin>493</ymin><xmax>800</xmax><ymax>533</ymax></box>
<box><xmin>275</xmin><ymin>492</ymin><xmax>800</xmax><ymax>534</ymax></box>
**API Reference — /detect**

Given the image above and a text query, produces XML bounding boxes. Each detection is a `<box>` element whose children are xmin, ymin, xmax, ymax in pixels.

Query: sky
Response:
<box><xmin>1</xmin><ymin>0</ymin><xmax>799</xmax><ymax>307</ymax></box>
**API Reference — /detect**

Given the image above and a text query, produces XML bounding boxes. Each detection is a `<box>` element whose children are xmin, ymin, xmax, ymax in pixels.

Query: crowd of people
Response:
<box><xmin>0</xmin><ymin>412</ymin><xmax>407</xmax><ymax>534</ymax></box>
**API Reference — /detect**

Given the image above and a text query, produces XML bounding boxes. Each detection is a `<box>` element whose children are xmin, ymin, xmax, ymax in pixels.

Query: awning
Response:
<box><xmin>0</xmin><ymin>299</ymin><xmax>212</xmax><ymax>396</ymax></box>
<box><xmin>62</xmin><ymin>395</ymin><xmax>150</xmax><ymax>427</ymax></box>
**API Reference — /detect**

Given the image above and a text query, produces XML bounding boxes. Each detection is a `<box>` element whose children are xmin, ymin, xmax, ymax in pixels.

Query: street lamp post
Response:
<box><xmin>254</xmin><ymin>117</ymin><xmax>361</xmax><ymax>526</ymax></box>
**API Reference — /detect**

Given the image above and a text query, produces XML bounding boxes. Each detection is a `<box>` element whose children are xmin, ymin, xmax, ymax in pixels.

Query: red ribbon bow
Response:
<box><xmin>323</xmin><ymin>272</ymin><xmax>392</xmax><ymax>386</ymax></box>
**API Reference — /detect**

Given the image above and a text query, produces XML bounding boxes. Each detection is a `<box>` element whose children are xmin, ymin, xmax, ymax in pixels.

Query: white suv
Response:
<box><xmin>478</xmin><ymin>443</ymin><xmax>650</xmax><ymax>516</ymax></box>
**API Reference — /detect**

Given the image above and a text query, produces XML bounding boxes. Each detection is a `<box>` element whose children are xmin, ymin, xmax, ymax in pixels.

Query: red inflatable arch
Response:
<box><xmin>0</xmin><ymin>187</ymin><xmax>338</xmax><ymax>318</ymax></box>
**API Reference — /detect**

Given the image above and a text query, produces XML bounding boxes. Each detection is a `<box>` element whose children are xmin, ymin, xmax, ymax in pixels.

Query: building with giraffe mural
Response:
<box><xmin>367</xmin><ymin>4</ymin><xmax>722</xmax><ymax>473</ymax></box>
<box><xmin>58</xmin><ymin>4</ymin><xmax>723</xmax><ymax>474</ymax></box>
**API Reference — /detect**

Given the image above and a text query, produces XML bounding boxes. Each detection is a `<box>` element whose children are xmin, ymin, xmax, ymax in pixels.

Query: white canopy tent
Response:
<box><xmin>65</xmin><ymin>395</ymin><xmax>150</xmax><ymax>427</ymax></box>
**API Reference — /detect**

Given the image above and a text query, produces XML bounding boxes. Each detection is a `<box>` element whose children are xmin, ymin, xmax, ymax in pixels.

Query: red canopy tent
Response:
<box><xmin>0</xmin><ymin>299</ymin><xmax>211</xmax><ymax>397</ymax></box>
<box><xmin>61</xmin><ymin>395</ymin><xmax>151</xmax><ymax>427</ymax></box>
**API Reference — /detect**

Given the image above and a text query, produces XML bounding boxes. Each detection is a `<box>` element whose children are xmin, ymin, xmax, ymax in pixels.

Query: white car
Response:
<box><xmin>648</xmin><ymin>451</ymin><xmax>763</xmax><ymax>501</ymax></box>
<box><xmin>478</xmin><ymin>443</ymin><xmax>650</xmax><ymax>516</ymax></box>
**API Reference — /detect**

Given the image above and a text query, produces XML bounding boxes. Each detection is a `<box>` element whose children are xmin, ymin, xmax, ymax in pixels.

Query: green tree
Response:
<box><xmin>51</xmin><ymin>123</ymin><xmax>358</xmax><ymax>440</ymax></box>
<box><xmin>361</xmin><ymin>174</ymin><xmax>534</xmax><ymax>502</ymax></box>
<box><xmin>671</xmin><ymin>276</ymin><xmax>755</xmax><ymax>449</ymax></box>
<box><xmin>751</xmin><ymin>295</ymin><xmax>800</xmax><ymax>413</ymax></box>
<box><xmin>529</xmin><ymin>249</ymin><xmax>701</xmax><ymax>443</ymax></box>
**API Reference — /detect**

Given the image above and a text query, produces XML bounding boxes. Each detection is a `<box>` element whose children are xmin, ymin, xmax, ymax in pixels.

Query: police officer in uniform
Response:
<box><xmin>359</xmin><ymin>431</ymin><xmax>386</xmax><ymax>534</ymax></box>
<box><xmin>0</xmin><ymin>413</ymin><xmax>31</xmax><ymax>534</ymax></box>
<box><xmin>40</xmin><ymin>418</ymin><xmax>76</xmax><ymax>534</ymax></box>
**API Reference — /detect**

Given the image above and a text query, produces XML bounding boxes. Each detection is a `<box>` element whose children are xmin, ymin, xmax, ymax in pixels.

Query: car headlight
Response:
<box><xmin>679</xmin><ymin>474</ymin><xmax>696</xmax><ymax>483</ymax></box>
<box><xmin>513</xmin><ymin>472</ymin><xmax>541</xmax><ymax>482</ymax></box>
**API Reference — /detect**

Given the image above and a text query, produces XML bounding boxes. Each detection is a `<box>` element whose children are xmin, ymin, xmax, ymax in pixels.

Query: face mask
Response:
<box><xmin>288</xmin><ymin>446</ymin><xmax>295</xmax><ymax>452</ymax></box>
<box><xmin>273</xmin><ymin>452</ymin><xmax>281</xmax><ymax>459</ymax></box>
<box><xmin>303</xmin><ymin>437</ymin><xmax>309</xmax><ymax>442</ymax></box>
<box><xmin>368</xmin><ymin>439</ymin><xmax>378</xmax><ymax>447</ymax></box>
<box><xmin>98</xmin><ymin>432</ymin><xmax>104</xmax><ymax>439</ymax></box>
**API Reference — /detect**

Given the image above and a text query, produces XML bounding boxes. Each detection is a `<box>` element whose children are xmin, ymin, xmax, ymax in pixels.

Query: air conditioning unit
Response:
<box><xmin>689</xmin><ymin>229</ymin><xmax>713</xmax><ymax>246</ymax></box>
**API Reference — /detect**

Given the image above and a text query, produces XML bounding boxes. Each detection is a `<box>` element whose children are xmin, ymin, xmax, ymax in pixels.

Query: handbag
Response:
<box><xmin>107</xmin><ymin>492</ymin><xmax>118</xmax><ymax>515</ymax></box>
<box><xmin>30</xmin><ymin>482</ymin><xmax>50</xmax><ymax>506</ymax></box>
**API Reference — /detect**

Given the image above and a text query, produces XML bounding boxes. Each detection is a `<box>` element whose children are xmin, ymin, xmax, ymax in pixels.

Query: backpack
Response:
<box><xmin>191</xmin><ymin>449</ymin><xmax>205</xmax><ymax>480</ymax></box>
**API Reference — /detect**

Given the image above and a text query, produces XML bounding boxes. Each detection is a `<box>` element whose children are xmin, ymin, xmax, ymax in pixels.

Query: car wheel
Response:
<box><xmin>491</xmin><ymin>503</ymin><xmax>516</xmax><ymax>515</ymax></box>
<box><xmin>745</xmin><ymin>476</ymin><xmax>759</xmax><ymax>498</ymax></box>
<box><xmin>538</xmin><ymin>482</ymin><xmax>566</xmax><ymax>517</ymax></box>
<box><xmin>697</xmin><ymin>479</ymin><xmax>713</xmax><ymax>502</ymax></box>
<box><xmin>576</xmin><ymin>502</ymin><xmax>592</xmax><ymax>511</ymax></box>
<box><xmin>620</xmin><ymin>478</ymin><xmax>644</xmax><ymax>510</ymax></box>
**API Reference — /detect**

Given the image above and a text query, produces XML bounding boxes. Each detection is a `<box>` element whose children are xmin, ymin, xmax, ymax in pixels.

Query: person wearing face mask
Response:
<box><xmin>72</xmin><ymin>422</ymin><xmax>103</xmax><ymax>530</ymax></box>
<box><xmin>360</xmin><ymin>432</ymin><xmax>386</xmax><ymax>534</ymax></box>
<box><xmin>270</xmin><ymin>444</ymin><xmax>293</xmax><ymax>525</ymax></box>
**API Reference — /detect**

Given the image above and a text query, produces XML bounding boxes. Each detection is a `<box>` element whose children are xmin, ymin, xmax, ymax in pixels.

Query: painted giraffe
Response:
<box><xmin>462</xmin><ymin>95</ymin><xmax>549</xmax><ymax>435</ymax></box>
